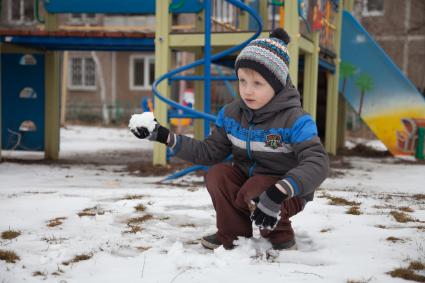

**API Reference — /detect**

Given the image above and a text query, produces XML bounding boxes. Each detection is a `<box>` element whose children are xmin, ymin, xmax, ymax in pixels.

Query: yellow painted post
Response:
<box><xmin>258</xmin><ymin>0</ymin><xmax>268</xmax><ymax>28</ymax></box>
<box><xmin>336</xmin><ymin>0</ymin><xmax>354</xmax><ymax>150</ymax></box>
<box><xmin>153</xmin><ymin>0</ymin><xmax>172</xmax><ymax>165</ymax></box>
<box><xmin>325</xmin><ymin>0</ymin><xmax>343</xmax><ymax>155</ymax></box>
<box><xmin>60</xmin><ymin>51</ymin><xmax>69</xmax><ymax>127</ymax></box>
<box><xmin>193</xmin><ymin>8</ymin><xmax>205</xmax><ymax>141</ymax></box>
<box><xmin>302</xmin><ymin>31</ymin><xmax>320</xmax><ymax>119</ymax></box>
<box><xmin>44</xmin><ymin>13</ymin><xmax>60</xmax><ymax>160</ymax></box>
<box><xmin>0</xmin><ymin>43</ymin><xmax>2</xmax><ymax>161</ymax></box>
<box><xmin>284</xmin><ymin>0</ymin><xmax>300</xmax><ymax>87</ymax></box>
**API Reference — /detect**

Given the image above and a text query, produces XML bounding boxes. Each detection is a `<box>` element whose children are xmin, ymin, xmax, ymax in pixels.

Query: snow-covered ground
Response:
<box><xmin>1</xmin><ymin>126</ymin><xmax>424</xmax><ymax>283</ymax></box>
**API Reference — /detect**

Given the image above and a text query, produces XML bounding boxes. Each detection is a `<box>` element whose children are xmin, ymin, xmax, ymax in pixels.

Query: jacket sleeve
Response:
<box><xmin>276</xmin><ymin>114</ymin><xmax>329</xmax><ymax>198</ymax></box>
<box><xmin>167</xmin><ymin>107</ymin><xmax>232</xmax><ymax>165</ymax></box>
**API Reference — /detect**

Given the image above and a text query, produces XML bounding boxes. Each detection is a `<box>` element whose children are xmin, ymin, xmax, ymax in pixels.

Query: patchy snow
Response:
<box><xmin>1</xmin><ymin>126</ymin><xmax>424</xmax><ymax>283</ymax></box>
<box><xmin>345</xmin><ymin>138</ymin><xmax>388</xmax><ymax>152</ymax></box>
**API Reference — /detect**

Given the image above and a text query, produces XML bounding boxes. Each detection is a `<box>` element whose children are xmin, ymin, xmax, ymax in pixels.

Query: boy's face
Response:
<box><xmin>237</xmin><ymin>68</ymin><xmax>275</xmax><ymax>110</ymax></box>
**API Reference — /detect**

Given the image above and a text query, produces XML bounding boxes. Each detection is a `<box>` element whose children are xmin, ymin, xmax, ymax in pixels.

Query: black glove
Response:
<box><xmin>129</xmin><ymin>112</ymin><xmax>170</xmax><ymax>144</ymax></box>
<box><xmin>130</xmin><ymin>121</ymin><xmax>170</xmax><ymax>145</ymax></box>
<box><xmin>250</xmin><ymin>184</ymin><xmax>287</xmax><ymax>230</ymax></box>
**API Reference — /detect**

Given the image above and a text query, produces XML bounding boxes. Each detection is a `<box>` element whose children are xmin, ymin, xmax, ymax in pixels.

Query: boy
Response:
<box><xmin>130</xmin><ymin>28</ymin><xmax>329</xmax><ymax>251</ymax></box>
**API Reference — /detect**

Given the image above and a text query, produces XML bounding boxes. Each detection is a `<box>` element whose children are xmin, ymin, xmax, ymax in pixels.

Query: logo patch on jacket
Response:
<box><xmin>265</xmin><ymin>134</ymin><xmax>283</xmax><ymax>149</ymax></box>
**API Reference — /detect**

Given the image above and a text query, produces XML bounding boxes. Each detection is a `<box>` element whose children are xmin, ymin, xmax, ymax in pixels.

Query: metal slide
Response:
<box><xmin>152</xmin><ymin>0</ymin><xmax>263</xmax><ymax>181</ymax></box>
<box><xmin>340</xmin><ymin>11</ymin><xmax>425</xmax><ymax>156</ymax></box>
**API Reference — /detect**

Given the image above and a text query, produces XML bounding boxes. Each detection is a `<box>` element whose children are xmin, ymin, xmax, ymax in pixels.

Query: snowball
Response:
<box><xmin>128</xmin><ymin>112</ymin><xmax>156</xmax><ymax>132</ymax></box>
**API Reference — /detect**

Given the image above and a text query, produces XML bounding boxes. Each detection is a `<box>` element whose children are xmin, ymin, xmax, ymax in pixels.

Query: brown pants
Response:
<box><xmin>205</xmin><ymin>163</ymin><xmax>306</xmax><ymax>249</ymax></box>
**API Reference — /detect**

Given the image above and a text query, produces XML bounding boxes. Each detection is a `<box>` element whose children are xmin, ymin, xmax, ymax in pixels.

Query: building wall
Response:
<box><xmin>354</xmin><ymin>0</ymin><xmax>425</xmax><ymax>94</ymax></box>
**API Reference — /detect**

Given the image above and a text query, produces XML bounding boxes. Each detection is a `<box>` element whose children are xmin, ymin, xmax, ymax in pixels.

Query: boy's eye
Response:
<box><xmin>254</xmin><ymin>81</ymin><xmax>263</xmax><ymax>86</ymax></box>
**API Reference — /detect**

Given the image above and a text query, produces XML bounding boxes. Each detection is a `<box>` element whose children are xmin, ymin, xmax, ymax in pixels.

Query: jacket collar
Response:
<box><xmin>239</xmin><ymin>82</ymin><xmax>302</xmax><ymax>124</ymax></box>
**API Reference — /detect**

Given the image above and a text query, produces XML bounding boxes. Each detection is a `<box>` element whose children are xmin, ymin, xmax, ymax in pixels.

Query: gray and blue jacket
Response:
<box><xmin>168</xmin><ymin>83</ymin><xmax>329</xmax><ymax>202</ymax></box>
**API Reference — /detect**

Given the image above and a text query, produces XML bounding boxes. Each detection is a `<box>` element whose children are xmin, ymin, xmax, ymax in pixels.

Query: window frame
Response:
<box><xmin>68</xmin><ymin>56</ymin><xmax>97</xmax><ymax>91</ymax></box>
<box><xmin>68</xmin><ymin>13</ymin><xmax>98</xmax><ymax>25</ymax></box>
<box><xmin>8</xmin><ymin>0</ymin><xmax>36</xmax><ymax>24</ymax></box>
<box><xmin>362</xmin><ymin>0</ymin><xmax>384</xmax><ymax>17</ymax></box>
<box><xmin>129</xmin><ymin>54</ymin><xmax>155</xmax><ymax>91</ymax></box>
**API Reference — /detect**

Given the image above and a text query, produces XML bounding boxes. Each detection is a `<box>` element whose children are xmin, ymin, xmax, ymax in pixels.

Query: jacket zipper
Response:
<box><xmin>247</xmin><ymin>123</ymin><xmax>256</xmax><ymax>177</ymax></box>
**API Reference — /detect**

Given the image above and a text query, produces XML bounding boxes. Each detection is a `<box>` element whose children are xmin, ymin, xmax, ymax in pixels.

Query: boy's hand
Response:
<box><xmin>129</xmin><ymin>112</ymin><xmax>169</xmax><ymax>145</ymax></box>
<box><xmin>250</xmin><ymin>184</ymin><xmax>287</xmax><ymax>230</ymax></box>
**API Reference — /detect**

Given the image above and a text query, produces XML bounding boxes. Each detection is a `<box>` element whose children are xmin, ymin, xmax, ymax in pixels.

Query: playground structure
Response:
<box><xmin>1</xmin><ymin>0</ymin><xmax>424</xmax><ymax>164</ymax></box>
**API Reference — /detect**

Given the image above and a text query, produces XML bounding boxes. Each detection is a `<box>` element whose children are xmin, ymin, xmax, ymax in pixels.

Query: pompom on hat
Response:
<box><xmin>235</xmin><ymin>28</ymin><xmax>291</xmax><ymax>94</ymax></box>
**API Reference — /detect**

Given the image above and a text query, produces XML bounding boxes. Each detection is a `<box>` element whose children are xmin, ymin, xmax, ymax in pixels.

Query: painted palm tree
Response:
<box><xmin>339</xmin><ymin>61</ymin><xmax>356</xmax><ymax>97</ymax></box>
<box><xmin>355</xmin><ymin>73</ymin><xmax>374</xmax><ymax>117</ymax></box>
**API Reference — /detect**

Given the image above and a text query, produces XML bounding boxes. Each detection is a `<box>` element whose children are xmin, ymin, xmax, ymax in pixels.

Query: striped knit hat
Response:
<box><xmin>235</xmin><ymin>28</ymin><xmax>291</xmax><ymax>94</ymax></box>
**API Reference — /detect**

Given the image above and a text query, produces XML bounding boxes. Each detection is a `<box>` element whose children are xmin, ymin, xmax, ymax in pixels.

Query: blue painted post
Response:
<box><xmin>204</xmin><ymin>0</ymin><xmax>212</xmax><ymax>137</ymax></box>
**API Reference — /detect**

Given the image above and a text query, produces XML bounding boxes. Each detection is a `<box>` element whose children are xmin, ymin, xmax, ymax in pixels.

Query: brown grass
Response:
<box><xmin>136</xmin><ymin>246</ymin><xmax>151</xmax><ymax>252</ymax></box>
<box><xmin>180</xmin><ymin>223</ymin><xmax>196</xmax><ymax>228</ymax></box>
<box><xmin>122</xmin><ymin>195</ymin><xmax>144</xmax><ymax>200</ymax></box>
<box><xmin>33</xmin><ymin>271</ymin><xmax>46</xmax><ymax>277</ymax></box>
<box><xmin>77</xmin><ymin>206</ymin><xmax>104</xmax><ymax>217</ymax></box>
<box><xmin>62</xmin><ymin>253</ymin><xmax>93</xmax><ymax>266</ymax></box>
<box><xmin>127</xmin><ymin>215</ymin><xmax>153</xmax><ymax>225</ymax></box>
<box><xmin>0</xmin><ymin>249</ymin><xmax>20</xmax><ymax>263</ymax></box>
<box><xmin>409</xmin><ymin>261</ymin><xmax>425</xmax><ymax>270</ymax></box>
<box><xmin>413</xmin><ymin>194</ymin><xmax>425</xmax><ymax>201</ymax></box>
<box><xmin>324</xmin><ymin>194</ymin><xmax>361</xmax><ymax>206</ymax></box>
<box><xmin>388</xmin><ymin>260</ymin><xmax>425</xmax><ymax>282</ymax></box>
<box><xmin>320</xmin><ymin>228</ymin><xmax>331</xmax><ymax>233</ymax></box>
<box><xmin>134</xmin><ymin>204</ymin><xmax>146</xmax><ymax>212</ymax></box>
<box><xmin>375</xmin><ymin>224</ymin><xmax>387</xmax><ymax>229</ymax></box>
<box><xmin>390</xmin><ymin>211</ymin><xmax>415</xmax><ymax>223</ymax></box>
<box><xmin>47</xmin><ymin>217</ymin><xmax>67</xmax><ymax>227</ymax></box>
<box><xmin>346</xmin><ymin>206</ymin><xmax>362</xmax><ymax>215</ymax></box>
<box><xmin>399</xmin><ymin>206</ymin><xmax>414</xmax><ymax>213</ymax></box>
<box><xmin>124</xmin><ymin>225</ymin><xmax>143</xmax><ymax>234</ymax></box>
<box><xmin>386</xmin><ymin>236</ymin><xmax>403</xmax><ymax>243</ymax></box>
<box><xmin>1</xmin><ymin>229</ymin><xmax>21</xmax><ymax>240</ymax></box>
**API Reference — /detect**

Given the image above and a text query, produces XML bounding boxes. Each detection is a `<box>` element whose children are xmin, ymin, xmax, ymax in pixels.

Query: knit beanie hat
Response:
<box><xmin>235</xmin><ymin>28</ymin><xmax>291</xmax><ymax>94</ymax></box>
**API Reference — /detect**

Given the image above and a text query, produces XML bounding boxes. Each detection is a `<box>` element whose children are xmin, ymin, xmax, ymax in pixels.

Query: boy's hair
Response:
<box><xmin>235</xmin><ymin>28</ymin><xmax>291</xmax><ymax>94</ymax></box>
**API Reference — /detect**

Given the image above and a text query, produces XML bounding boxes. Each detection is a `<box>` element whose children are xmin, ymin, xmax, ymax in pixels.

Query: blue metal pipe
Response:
<box><xmin>151</xmin><ymin>0</ymin><xmax>263</xmax><ymax>123</ymax></box>
<box><xmin>169</xmin><ymin>75</ymin><xmax>238</xmax><ymax>81</ymax></box>
<box><xmin>204</xmin><ymin>0</ymin><xmax>212</xmax><ymax>136</ymax></box>
<box><xmin>161</xmin><ymin>165</ymin><xmax>209</xmax><ymax>182</ymax></box>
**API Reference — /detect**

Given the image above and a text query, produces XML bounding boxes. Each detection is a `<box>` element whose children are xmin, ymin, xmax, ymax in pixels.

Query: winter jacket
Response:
<box><xmin>167</xmin><ymin>83</ymin><xmax>329</xmax><ymax>202</ymax></box>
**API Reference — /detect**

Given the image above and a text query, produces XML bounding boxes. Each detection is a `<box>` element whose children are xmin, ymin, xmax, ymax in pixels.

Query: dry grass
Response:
<box><xmin>0</xmin><ymin>249</ymin><xmax>20</xmax><ymax>263</ymax></box>
<box><xmin>320</xmin><ymin>228</ymin><xmax>332</xmax><ymax>233</ymax></box>
<box><xmin>136</xmin><ymin>246</ymin><xmax>151</xmax><ymax>252</ymax></box>
<box><xmin>413</xmin><ymin>194</ymin><xmax>425</xmax><ymax>201</ymax></box>
<box><xmin>180</xmin><ymin>223</ymin><xmax>196</xmax><ymax>228</ymax></box>
<box><xmin>1</xmin><ymin>229</ymin><xmax>21</xmax><ymax>240</ymax></box>
<box><xmin>390</xmin><ymin>211</ymin><xmax>415</xmax><ymax>223</ymax></box>
<box><xmin>124</xmin><ymin>225</ymin><xmax>143</xmax><ymax>234</ymax></box>
<box><xmin>134</xmin><ymin>204</ymin><xmax>146</xmax><ymax>212</ymax></box>
<box><xmin>62</xmin><ymin>253</ymin><xmax>93</xmax><ymax>266</ymax></box>
<box><xmin>388</xmin><ymin>260</ymin><xmax>425</xmax><ymax>282</ymax></box>
<box><xmin>346</xmin><ymin>206</ymin><xmax>362</xmax><ymax>215</ymax></box>
<box><xmin>375</xmin><ymin>224</ymin><xmax>387</xmax><ymax>229</ymax></box>
<box><xmin>127</xmin><ymin>214</ymin><xmax>153</xmax><ymax>225</ymax></box>
<box><xmin>122</xmin><ymin>194</ymin><xmax>144</xmax><ymax>200</ymax></box>
<box><xmin>386</xmin><ymin>236</ymin><xmax>403</xmax><ymax>243</ymax></box>
<box><xmin>321</xmin><ymin>193</ymin><xmax>360</xmax><ymax>206</ymax></box>
<box><xmin>32</xmin><ymin>271</ymin><xmax>46</xmax><ymax>277</ymax></box>
<box><xmin>399</xmin><ymin>206</ymin><xmax>415</xmax><ymax>213</ymax></box>
<box><xmin>47</xmin><ymin>217</ymin><xmax>67</xmax><ymax>227</ymax></box>
<box><xmin>77</xmin><ymin>206</ymin><xmax>105</xmax><ymax>217</ymax></box>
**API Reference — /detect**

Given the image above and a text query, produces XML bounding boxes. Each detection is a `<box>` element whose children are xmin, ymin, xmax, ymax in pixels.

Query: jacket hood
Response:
<box><xmin>239</xmin><ymin>80</ymin><xmax>302</xmax><ymax>124</ymax></box>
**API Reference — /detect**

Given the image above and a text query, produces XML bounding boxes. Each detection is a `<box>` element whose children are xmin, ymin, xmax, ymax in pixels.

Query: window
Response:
<box><xmin>69</xmin><ymin>57</ymin><xmax>96</xmax><ymax>90</ymax></box>
<box><xmin>9</xmin><ymin>0</ymin><xmax>35</xmax><ymax>23</ymax></box>
<box><xmin>362</xmin><ymin>0</ymin><xmax>384</xmax><ymax>17</ymax></box>
<box><xmin>130</xmin><ymin>55</ymin><xmax>155</xmax><ymax>90</ymax></box>
<box><xmin>68</xmin><ymin>13</ymin><xmax>97</xmax><ymax>24</ymax></box>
